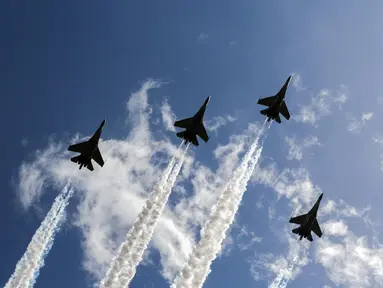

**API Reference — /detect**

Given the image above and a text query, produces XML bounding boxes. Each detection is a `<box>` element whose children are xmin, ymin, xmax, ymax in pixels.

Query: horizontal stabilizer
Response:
<box><xmin>177</xmin><ymin>131</ymin><xmax>185</xmax><ymax>138</ymax></box>
<box><xmin>292</xmin><ymin>227</ymin><xmax>301</xmax><ymax>234</ymax></box>
<box><xmin>71</xmin><ymin>156</ymin><xmax>81</xmax><ymax>163</ymax></box>
<box><xmin>260</xmin><ymin>109</ymin><xmax>269</xmax><ymax>116</ymax></box>
<box><xmin>87</xmin><ymin>161</ymin><xmax>94</xmax><ymax>171</ymax></box>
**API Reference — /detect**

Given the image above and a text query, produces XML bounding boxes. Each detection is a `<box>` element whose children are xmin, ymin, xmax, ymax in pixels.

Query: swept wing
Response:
<box><xmin>257</xmin><ymin>95</ymin><xmax>277</xmax><ymax>107</ymax></box>
<box><xmin>280</xmin><ymin>101</ymin><xmax>291</xmax><ymax>120</ymax></box>
<box><xmin>174</xmin><ymin>117</ymin><xmax>193</xmax><ymax>129</ymax></box>
<box><xmin>68</xmin><ymin>141</ymin><xmax>90</xmax><ymax>153</ymax></box>
<box><xmin>197</xmin><ymin>124</ymin><xmax>209</xmax><ymax>143</ymax></box>
<box><xmin>92</xmin><ymin>147</ymin><xmax>104</xmax><ymax>167</ymax></box>
<box><xmin>289</xmin><ymin>214</ymin><xmax>307</xmax><ymax>225</ymax></box>
<box><xmin>312</xmin><ymin>219</ymin><xmax>323</xmax><ymax>238</ymax></box>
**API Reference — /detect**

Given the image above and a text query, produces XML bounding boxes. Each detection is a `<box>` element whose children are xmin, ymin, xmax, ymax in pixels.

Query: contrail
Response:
<box><xmin>5</xmin><ymin>183</ymin><xmax>74</xmax><ymax>288</ymax></box>
<box><xmin>269</xmin><ymin>256</ymin><xmax>299</xmax><ymax>288</ymax></box>
<box><xmin>173</xmin><ymin>121</ymin><xmax>268</xmax><ymax>288</ymax></box>
<box><xmin>100</xmin><ymin>143</ymin><xmax>189</xmax><ymax>288</ymax></box>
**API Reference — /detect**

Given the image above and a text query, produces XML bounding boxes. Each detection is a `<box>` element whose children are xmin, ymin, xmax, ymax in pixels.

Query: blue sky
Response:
<box><xmin>2</xmin><ymin>1</ymin><xmax>383</xmax><ymax>287</ymax></box>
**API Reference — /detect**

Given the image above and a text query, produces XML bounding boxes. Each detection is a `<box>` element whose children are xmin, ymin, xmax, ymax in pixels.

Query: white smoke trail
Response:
<box><xmin>173</xmin><ymin>121</ymin><xmax>268</xmax><ymax>288</ymax></box>
<box><xmin>100</xmin><ymin>143</ymin><xmax>189</xmax><ymax>288</ymax></box>
<box><xmin>269</xmin><ymin>256</ymin><xmax>299</xmax><ymax>288</ymax></box>
<box><xmin>5</xmin><ymin>183</ymin><xmax>74</xmax><ymax>288</ymax></box>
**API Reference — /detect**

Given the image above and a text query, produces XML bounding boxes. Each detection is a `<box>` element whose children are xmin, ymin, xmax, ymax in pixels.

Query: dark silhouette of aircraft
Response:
<box><xmin>257</xmin><ymin>76</ymin><xmax>292</xmax><ymax>123</ymax></box>
<box><xmin>174</xmin><ymin>97</ymin><xmax>210</xmax><ymax>146</ymax></box>
<box><xmin>68</xmin><ymin>119</ymin><xmax>105</xmax><ymax>171</ymax></box>
<box><xmin>289</xmin><ymin>193</ymin><xmax>324</xmax><ymax>242</ymax></box>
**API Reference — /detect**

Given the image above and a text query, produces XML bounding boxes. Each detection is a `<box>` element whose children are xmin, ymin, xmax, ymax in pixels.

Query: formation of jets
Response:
<box><xmin>67</xmin><ymin>76</ymin><xmax>323</xmax><ymax>242</ymax></box>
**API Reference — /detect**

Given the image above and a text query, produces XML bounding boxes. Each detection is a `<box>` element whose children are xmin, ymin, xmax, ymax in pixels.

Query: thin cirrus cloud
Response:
<box><xmin>14</xmin><ymin>73</ymin><xmax>383</xmax><ymax>287</ymax></box>
<box><xmin>16</xmin><ymin>79</ymin><xmax>259</xmax><ymax>283</ymax></box>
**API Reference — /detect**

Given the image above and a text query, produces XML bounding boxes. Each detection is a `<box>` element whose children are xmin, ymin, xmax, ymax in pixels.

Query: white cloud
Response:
<box><xmin>16</xmin><ymin>79</ymin><xmax>263</xmax><ymax>284</ymax></box>
<box><xmin>294</xmin><ymin>85</ymin><xmax>348</xmax><ymax>126</ymax></box>
<box><xmin>373</xmin><ymin>135</ymin><xmax>383</xmax><ymax>171</ymax></box>
<box><xmin>197</xmin><ymin>32</ymin><xmax>208</xmax><ymax>42</ymax></box>
<box><xmin>284</xmin><ymin>135</ymin><xmax>321</xmax><ymax>161</ymax></box>
<box><xmin>236</xmin><ymin>226</ymin><xmax>262</xmax><ymax>251</ymax></box>
<box><xmin>347</xmin><ymin>112</ymin><xmax>374</xmax><ymax>133</ymax></box>
<box><xmin>229</xmin><ymin>41</ymin><xmax>237</xmax><ymax>47</ymax></box>
<box><xmin>291</xmin><ymin>72</ymin><xmax>305</xmax><ymax>92</ymax></box>
<box><xmin>160</xmin><ymin>98</ymin><xmax>176</xmax><ymax>132</ymax></box>
<box><xmin>205</xmin><ymin>115</ymin><xmax>236</xmax><ymax>134</ymax></box>
<box><xmin>21</xmin><ymin>138</ymin><xmax>28</xmax><ymax>147</ymax></box>
<box><xmin>322</xmin><ymin>220</ymin><xmax>348</xmax><ymax>237</ymax></box>
<box><xmin>249</xmin><ymin>153</ymin><xmax>381</xmax><ymax>287</ymax></box>
<box><xmin>316</xmin><ymin>234</ymin><xmax>383</xmax><ymax>287</ymax></box>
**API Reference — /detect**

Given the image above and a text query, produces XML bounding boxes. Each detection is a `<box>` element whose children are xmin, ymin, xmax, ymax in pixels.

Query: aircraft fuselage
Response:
<box><xmin>181</xmin><ymin>97</ymin><xmax>209</xmax><ymax>144</ymax></box>
<box><xmin>265</xmin><ymin>95</ymin><xmax>284</xmax><ymax>121</ymax></box>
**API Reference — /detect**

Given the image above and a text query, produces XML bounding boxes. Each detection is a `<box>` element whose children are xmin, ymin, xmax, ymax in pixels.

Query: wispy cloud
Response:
<box><xmin>21</xmin><ymin>138</ymin><xmax>28</xmax><ymax>147</ymax></box>
<box><xmin>16</xmin><ymin>79</ymin><xmax>265</xmax><ymax>284</ymax></box>
<box><xmin>373</xmin><ymin>135</ymin><xmax>383</xmax><ymax>171</ymax></box>
<box><xmin>249</xmin><ymin>149</ymin><xmax>382</xmax><ymax>288</ymax></box>
<box><xmin>284</xmin><ymin>135</ymin><xmax>321</xmax><ymax>161</ymax></box>
<box><xmin>205</xmin><ymin>115</ymin><xmax>236</xmax><ymax>134</ymax></box>
<box><xmin>294</xmin><ymin>85</ymin><xmax>348</xmax><ymax>126</ymax></box>
<box><xmin>197</xmin><ymin>32</ymin><xmax>208</xmax><ymax>42</ymax></box>
<box><xmin>161</xmin><ymin>98</ymin><xmax>177</xmax><ymax>132</ymax></box>
<box><xmin>316</xmin><ymin>230</ymin><xmax>383</xmax><ymax>287</ymax></box>
<box><xmin>236</xmin><ymin>226</ymin><xmax>262</xmax><ymax>251</ymax></box>
<box><xmin>347</xmin><ymin>112</ymin><xmax>374</xmax><ymax>133</ymax></box>
<box><xmin>290</xmin><ymin>72</ymin><xmax>305</xmax><ymax>92</ymax></box>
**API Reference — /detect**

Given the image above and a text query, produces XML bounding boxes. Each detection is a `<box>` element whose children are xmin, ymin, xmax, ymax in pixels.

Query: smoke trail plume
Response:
<box><xmin>5</xmin><ymin>183</ymin><xmax>74</xmax><ymax>288</ymax></box>
<box><xmin>100</xmin><ymin>143</ymin><xmax>189</xmax><ymax>288</ymax></box>
<box><xmin>173</xmin><ymin>121</ymin><xmax>268</xmax><ymax>288</ymax></box>
<box><xmin>269</xmin><ymin>256</ymin><xmax>299</xmax><ymax>288</ymax></box>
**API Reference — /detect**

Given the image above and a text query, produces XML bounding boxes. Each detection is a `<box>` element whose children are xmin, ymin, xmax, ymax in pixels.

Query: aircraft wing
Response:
<box><xmin>197</xmin><ymin>124</ymin><xmax>209</xmax><ymax>143</ymax></box>
<box><xmin>312</xmin><ymin>219</ymin><xmax>323</xmax><ymax>238</ymax></box>
<box><xmin>257</xmin><ymin>95</ymin><xmax>277</xmax><ymax>107</ymax></box>
<box><xmin>92</xmin><ymin>147</ymin><xmax>105</xmax><ymax>167</ymax></box>
<box><xmin>280</xmin><ymin>101</ymin><xmax>291</xmax><ymax>120</ymax></box>
<box><xmin>68</xmin><ymin>141</ymin><xmax>90</xmax><ymax>153</ymax></box>
<box><xmin>192</xmin><ymin>136</ymin><xmax>199</xmax><ymax>146</ymax></box>
<box><xmin>87</xmin><ymin>161</ymin><xmax>94</xmax><ymax>171</ymax></box>
<box><xmin>289</xmin><ymin>214</ymin><xmax>307</xmax><ymax>225</ymax></box>
<box><xmin>174</xmin><ymin>117</ymin><xmax>194</xmax><ymax>129</ymax></box>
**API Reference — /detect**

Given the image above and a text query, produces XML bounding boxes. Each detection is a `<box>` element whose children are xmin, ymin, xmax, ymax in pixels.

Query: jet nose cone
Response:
<box><xmin>101</xmin><ymin>119</ymin><xmax>106</xmax><ymax>127</ymax></box>
<box><xmin>205</xmin><ymin>96</ymin><xmax>211</xmax><ymax>105</ymax></box>
<box><xmin>319</xmin><ymin>193</ymin><xmax>323</xmax><ymax>200</ymax></box>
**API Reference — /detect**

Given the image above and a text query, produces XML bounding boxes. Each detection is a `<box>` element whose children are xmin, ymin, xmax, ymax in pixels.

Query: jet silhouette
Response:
<box><xmin>289</xmin><ymin>193</ymin><xmax>323</xmax><ymax>242</ymax></box>
<box><xmin>174</xmin><ymin>96</ymin><xmax>210</xmax><ymax>146</ymax></box>
<box><xmin>68</xmin><ymin>119</ymin><xmax>105</xmax><ymax>171</ymax></box>
<box><xmin>257</xmin><ymin>76</ymin><xmax>292</xmax><ymax>123</ymax></box>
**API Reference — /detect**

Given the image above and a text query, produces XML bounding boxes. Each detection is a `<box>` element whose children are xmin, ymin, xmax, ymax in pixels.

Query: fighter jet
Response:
<box><xmin>289</xmin><ymin>193</ymin><xmax>324</xmax><ymax>242</ymax></box>
<box><xmin>67</xmin><ymin>119</ymin><xmax>106</xmax><ymax>171</ymax></box>
<box><xmin>173</xmin><ymin>96</ymin><xmax>210</xmax><ymax>146</ymax></box>
<box><xmin>257</xmin><ymin>76</ymin><xmax>292</xmax><ymax>123</ymax></box>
